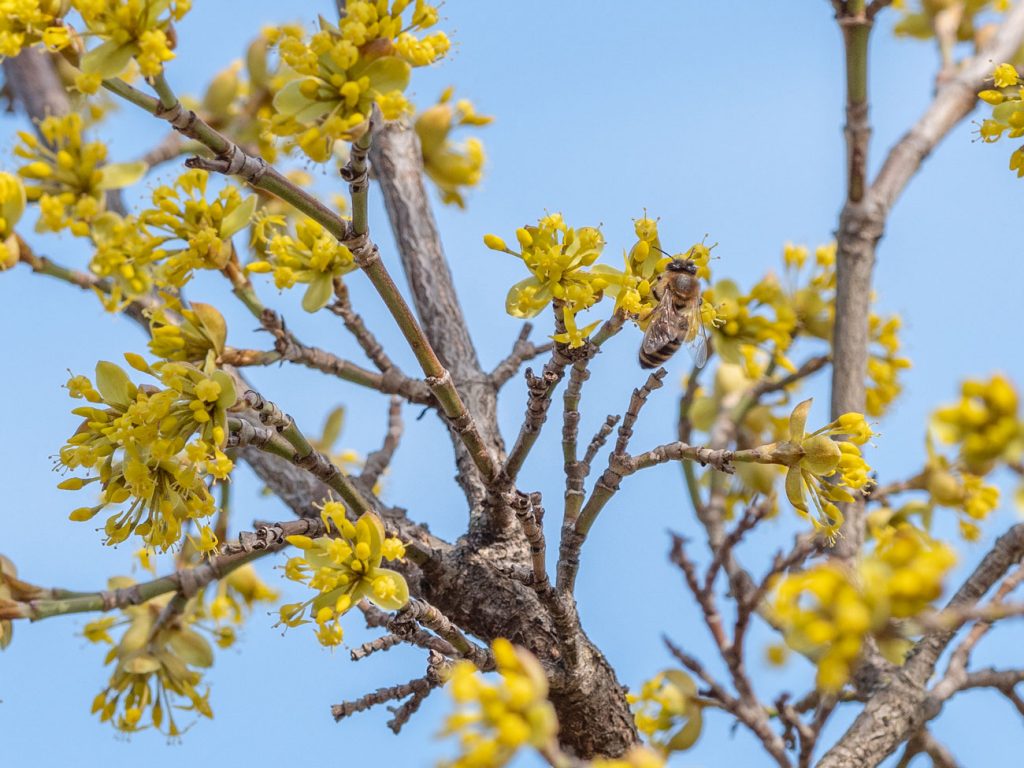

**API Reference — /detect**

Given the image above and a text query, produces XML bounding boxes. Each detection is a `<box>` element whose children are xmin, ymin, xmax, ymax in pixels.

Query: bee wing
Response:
<box><xmin>683</xmin><ymin>298</ymin><xmax>708</xmax><ymax>369</ymax></box>
<box><xmin>642</xmin><ymin>297</ymin><xmax>684</xmax><ymax>355</ymax></box>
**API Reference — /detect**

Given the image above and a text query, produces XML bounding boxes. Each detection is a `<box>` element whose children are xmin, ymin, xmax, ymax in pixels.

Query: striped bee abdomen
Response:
<box><xmin>639</xmin><ymin>337</ymin><xmax>683</xmax><ymax>368</ymax></box>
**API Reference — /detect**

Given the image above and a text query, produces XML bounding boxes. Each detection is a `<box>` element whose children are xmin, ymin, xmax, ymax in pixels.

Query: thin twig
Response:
<box><xmin>360</xmin><ymin>397</ymin><xmax>404</xmax><ymax>488</ymax></box>
<box><xmin>490</xmin><ymin>323</ymin><xmax>553</xmax><ymax>388</ymax></box>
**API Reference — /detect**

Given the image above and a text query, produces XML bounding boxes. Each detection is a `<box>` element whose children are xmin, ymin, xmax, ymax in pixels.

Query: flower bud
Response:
<box><xmin>483</xmin><ymin>233</ymin><xmax>507</xmax><ymax>251</ymax></box>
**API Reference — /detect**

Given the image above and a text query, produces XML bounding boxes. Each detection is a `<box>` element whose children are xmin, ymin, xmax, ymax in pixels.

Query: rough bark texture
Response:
<box><xmin>246</xmin><ymin>442</ymin><xmax>639</xmax><ymax>757</ymax></box>
<box><xmin>369</xmin><ymin>123</ymin><xmax>502</xmax><ymax>455</ymax></box>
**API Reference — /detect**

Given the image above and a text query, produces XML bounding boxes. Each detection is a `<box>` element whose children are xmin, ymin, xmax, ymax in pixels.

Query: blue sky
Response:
<box><xmin>1</xmin><ymin>2</ymin><xmax>1022</xmax><ymax>766</ymax></box>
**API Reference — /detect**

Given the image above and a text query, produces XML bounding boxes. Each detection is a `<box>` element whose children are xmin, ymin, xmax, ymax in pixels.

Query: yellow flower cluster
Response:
<box><xmin>978</xmin><ymin>64</ymin><xmax>1024</xmax><ymax>176</ymax></box>
<box><xmin>15</xmin><ymin>114</ymin><xmax>146</xmax><ymax>236</ymax></box>
<box><xmin>248</xmin><ymin>214</ymin><xmax>356</xmax><ymax>312</ymax></box>
<box><xmin>0</xmin><ymin>172</ymin><xmax>27</xmax><ymax>270</ymax></box>
<box><xmin>415</xmin><ymin>87</ymin><xmax>492</xmax><ymax>208</ymax></box>
<box><xmin>84</xmin><ymin>580</ymin><xmax>213</xmax><ymax>735</ymax></box>
<box><xmin>0</xmin><ymin>0</ymin><xmax>68</xmax><ymax>58</ymax></box>
<box><xmin>931</xmin><ymin>373</ymin><xmax>1021</xmax><ymax>473</ymax></box>
<box><xmin>485</xmin><ymin>213</ymin><xmax>606</xmax><ymax>347</ymax></box>
<box><xmin>628</xmin><ymin>669</ymin><xmax>705</xmax><ymax>754</ymax></box>
<box><xmin>441</xmin><ymin>638</ymin><xmax>558</xmax><ymax>768</ymax></box>
<box><xmin>782</xmin><ymin>399</ymin><xmax>875</xmax><ymax>541</ymax></box>
<box><xmin>205</xmin><ymin>563</ymin><xmax>279</xmax><ymax>631</ymax></box>
<box><xmin>893</xmin><ymin>0</ymin><xmax>1007</xmax><ymax>51</ymax></box>
<box><xmin>57</xmin><ymin>356</ymin><xmax>236</xmax><ymax>551</ymax></box>
<box><xmin>919</xmin><ymin>433</ymin><xmax>1001</xmax><ymax>540</ymax></box>
<box><xmin>142</xmin><ymin>169</ymin><xmax>256</xmax><ymax>288</ymax></box>
<box><xmin>268</xmin><ymin>0</ymin><xmax>449</xmax><ymax>161</ymax></box>
<box><xmin>72</xmin><ymin>0</ymin><xmax>191</xmax><ymax>91</ymax></box>
<box><xmin>279</xmin><ymin>506</ymin><xmax>408</xmax><ymax>647</ymax></box>
<box><xmin>148</xmin><ymin>300</ymin><xmax>227</xmax><ymax>366</ymax></box>
<box><xmin>773</xmin><ymin>523</ymin><xmax>956</xmax><ymax>691</ymax></box>
<box><xmin>786</xmin><ymin>241</ymin><xmax>909</xmax><ymax>416</ymax></box>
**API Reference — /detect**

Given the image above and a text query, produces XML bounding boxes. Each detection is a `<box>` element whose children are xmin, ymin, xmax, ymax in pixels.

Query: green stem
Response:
<box><xmin>841</xmin><ymin>0</ymin><xmax>871</xmax><ymax>204</ymax></box>
<box><xmin>25</xmin><ymin>550</ymin><xmax>263</xmax><ymax>621</ymax></box>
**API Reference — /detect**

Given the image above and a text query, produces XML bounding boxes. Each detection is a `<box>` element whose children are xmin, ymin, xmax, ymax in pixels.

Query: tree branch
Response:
<box><xmin>818</xmin><ymin>524</ymin><xmax>1024</xmax><ymax>767</ymax></box>
<box><xmin>830</xmin><ymin>2</ymin><xmax>1024</xmax><ymax>556</ymax></box>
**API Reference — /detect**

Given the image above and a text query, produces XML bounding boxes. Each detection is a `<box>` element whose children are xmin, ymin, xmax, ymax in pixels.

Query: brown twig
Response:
<box><xmin>329</xmin><ymin>280</ymin><xmax>398</xmax><ymax>374</ymax></box>
<box><xmin>259</xmin><ymin>309</ymin><xmax>432</xmax><ymax>403</ymax></box>
<box><xmin>360</xmin><ymin>396</ymin><xmax>404</xmax><ymax>488</ymax></box>
<box><xmin>490</xmin><ymin>323</ymin><xmax>553</xmax><ymax>388</ymax></box>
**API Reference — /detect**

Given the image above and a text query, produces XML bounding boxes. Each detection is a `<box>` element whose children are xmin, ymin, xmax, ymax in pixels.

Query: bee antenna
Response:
<box><xmin>651</xmin><ymin>244</ymin><xmax>673</xmax><ymax>258</ymax></box>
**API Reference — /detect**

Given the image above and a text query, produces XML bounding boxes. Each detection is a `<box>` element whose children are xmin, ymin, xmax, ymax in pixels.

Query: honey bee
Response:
<box><xmin>639</xmin><ymin>254</ymin><xmax>708</xmax><ymax>369</ymax></box>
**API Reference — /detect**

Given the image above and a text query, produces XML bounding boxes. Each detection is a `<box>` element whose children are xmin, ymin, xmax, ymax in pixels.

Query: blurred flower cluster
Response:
<box><xmin>773</xmin><ymin>523</ymin><xmax>956</xmax><ymax>691</ymax></box>
<box><xmin>441</xmin><ymin>638</ymin><xmax>558</xmax><ymax>768</ymax></box>
<box><xmin>83</xmin><ymin>564</ymin><xmax>277</xmax><ymax>735</ymax></box>
<box><xmin>415</xmin><ymin>87</ymin><xmax>492</xmax><ymax>208</ymax></box>
<box><xmin>628</xmin><ymin>669</ymin><xmax>705</xmax><ymax>755</ymax></box>
<box><xmin>893</xmin><ymin>0</ymin><xmax>1008</xmax><ymax>72</ymax></box>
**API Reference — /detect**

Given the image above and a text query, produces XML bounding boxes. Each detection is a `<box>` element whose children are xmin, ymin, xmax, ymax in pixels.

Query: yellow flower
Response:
<box><xmin>781</xmin><ymin>399</ymin><xmax>876</xmax><ymax>541</ymax></box>
<box><xmin>441</xmin><ymin>639</ymin><xmax>558</xmax><ymax>768</ymax></box>
<box><xmin>628</xmin><ymin>669</ymin><xmax>704</xmax><ymax>753</ymax></box>
<box><xmin>86</xmin><ymin>578</ymin><xmax>217</xmax><ymax>735</ymax></box>
<box><xmin>415</xmin><ymin>87</ymin><xmax>492</xmax><ymax>208</ymax></box>
<box><xmin>489</xmin><ymin>213</ymin><xmax>604</xmax><ymax>319</ymax></box>
<box><xmin>15</xmin><ymin>114</ymin><xmax>147</xmax><ymax>235</ymax></box>
<box><xmin>268</xmin><ymin>2</ymin><xmax>448</xmax><ymax>161</ymax></box>
<box><xmin>993</xmin><ymin>62</ymin><xmax>1020</xmax><ymax>88</ymax></box>
<box><xmin>550</xmin><ymin>304</ymin><xmax>600</xmax><ymax>349</ymax></box>
<box><xmin>0</xmin><ymin>0</ymin><xmax>68</xmax><ymax>59</ymax></box>
<box><xmin>148</xmin><ymin>300</ymin><xmax>227</xmax><ymax>365</ymax></box>
<box><xmin>249</xmin><ymin>214</ymin><xmax>356</xmax><ymax>312</ymax></box>
<box><xmin>280</xmin><ymin>510</ymin><xmax>408</xmax><ymax>647</ymax></box>
<box><xmin>72</xmin><ymin>0</ymin><xmax>190</xmax><ymax>87</ymax></box>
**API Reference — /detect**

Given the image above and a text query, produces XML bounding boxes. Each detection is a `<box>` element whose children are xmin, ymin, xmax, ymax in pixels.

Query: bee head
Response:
<box><xmin>667</xmin><ymin>259</ymin><xmax>698</xmax><ymax>276</ymax></box>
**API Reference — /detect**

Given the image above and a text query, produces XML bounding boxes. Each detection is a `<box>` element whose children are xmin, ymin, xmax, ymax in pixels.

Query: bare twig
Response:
<box><xmin>260</xmin><ymin>308</ymin><xmax>432</xmax><ymax>403</ymax></box>
<box><xmin>665</xmin><ymin>638</ymin><xmax>791</xmax><ymax>767</ymax></box>
<box><xmin>329</xmin><ymin>280</ymin><xmax>398</xmax><ymax>374</ymax></box>
<box><xmin>360</xmin><ymin>396</ymin><xmax>404</xmax><ymax>488</ymax></box>
<box><xmin>490</xmin><ymin>323</ymin><xmax>553</xmax><ymax>388</ymax></box>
